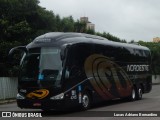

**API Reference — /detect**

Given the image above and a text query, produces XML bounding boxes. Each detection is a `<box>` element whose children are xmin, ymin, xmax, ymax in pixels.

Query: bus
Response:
<box><xmin>9</xmin><ymin>32</ymin><xmax>152</xmax><ymax>111</ymax></box>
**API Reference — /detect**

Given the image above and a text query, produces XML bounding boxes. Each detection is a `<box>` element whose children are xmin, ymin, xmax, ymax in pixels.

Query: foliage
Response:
<box><xmin>0</xmin><ymin>0</ymin><xmax>131</xmax><ymax>76</ymax></box>
<box><xmin>96</xmin><ymin>32</ymin><xmax>126</xmax><ymax>43</ymax></box>
<box><xmin>138</xmin><ymin>41</ymin><xmax>160</xmax><ymax>75</ymax></box>
<box><xmin>74</xmin><ymin>20</ymin><xmax>86</xmax><ymax>33</ymax></box>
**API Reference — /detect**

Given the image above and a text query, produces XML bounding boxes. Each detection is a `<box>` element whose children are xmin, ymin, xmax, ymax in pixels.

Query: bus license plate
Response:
<box><xmin>33</xmin><ymin>103</ymin><xmax>41</xmax><ymax>107</ymax></box>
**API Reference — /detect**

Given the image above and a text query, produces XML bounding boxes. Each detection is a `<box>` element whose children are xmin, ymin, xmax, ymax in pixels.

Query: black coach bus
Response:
<box><xmin>9</xmin><ymin>32</ymin><xmax>152</xmax><ymax>110</ymax></box>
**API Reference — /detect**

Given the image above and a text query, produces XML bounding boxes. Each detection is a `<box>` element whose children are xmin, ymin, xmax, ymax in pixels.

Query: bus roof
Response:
<box><xmin>27</xmin><ymin>32</ymin><xmax>149</xmax><ymax>51</ymax></box>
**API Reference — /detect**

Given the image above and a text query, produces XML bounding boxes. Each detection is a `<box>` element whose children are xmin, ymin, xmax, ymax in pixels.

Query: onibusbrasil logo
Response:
<box><xmin>1</xmin><ymin>112</ymin><xmax>42</xmax><ymax>118</ymax></box>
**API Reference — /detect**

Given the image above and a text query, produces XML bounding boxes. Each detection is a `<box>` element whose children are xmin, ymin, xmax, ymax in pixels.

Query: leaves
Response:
<box><xmin>0</xmin><ymin>0</ymin><xmax>128</xmax><ymax>76</ymax></box>
<box><xmin>138</xmin><ymin>41</ymin><xmax>160</xmax><ymax>75</ymax></box>
<box><xmin>96</xmin><ymin>32</ymin><xmax>126</xmax><ymax>43</ymax></box>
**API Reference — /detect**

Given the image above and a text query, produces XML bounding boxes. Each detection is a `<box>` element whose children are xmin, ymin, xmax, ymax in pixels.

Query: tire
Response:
<box><xmin>136</xmin><ymin>87</ymin><xmax>142</xmax><ymax>100</ymax></box>
<box><xmin>131</xmin><ymin>87</ymin><xmax>136</xmax><ymax>101</ymax></box>
<box><xmin>128</xmin><ymin>87</ymin><xmax>136</xmax><ymax>101</ymax></box>
<box><xmin>81</xmin><ymin>92</ymin><xmax>91</xmax><ymax>110</ymax></box>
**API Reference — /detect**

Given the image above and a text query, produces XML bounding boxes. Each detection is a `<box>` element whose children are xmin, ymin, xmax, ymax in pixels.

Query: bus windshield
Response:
<box><xmin>20</xmin><ymin>47</ymin><xmax>62</xmax><ymax>81</ymax></box>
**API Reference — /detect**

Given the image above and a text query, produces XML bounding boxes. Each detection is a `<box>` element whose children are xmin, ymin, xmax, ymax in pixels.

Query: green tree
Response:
<box><xmin>61</xmin><ymin>16</ymin><xmax>74</xmax><ymax>32</ymax></box>
<box><xmin>138</xmin><ymin>41</ymin><xmax>160</xmax><ymax>75</ymax></box>
<box><xmin>55</xmin><ymin>15</ymin><xmax>62</xmax><ymax>31</ymax></box>
<box><xmin>0</xmin><ymin>0</ymin><xmax>57</xmax><ymax>76</ymax></box>
<box><xmin>86</xmin><ymin>29</ymin><xmax>95</xmax><ymax>35</ymax></box>
<box><xmin>0</xmin><ymin>0</ymin><xmax>129</xmax><ymax>76</ymax></box>
<box><xmin>74</xmin><ymin>20</ymin><xmax>86</xmax><ymax>33</ymax></box>
<box><xmin>95</xmin><ymin>32</ymin><xmax>126</xmax><ymax>43</ymax></box>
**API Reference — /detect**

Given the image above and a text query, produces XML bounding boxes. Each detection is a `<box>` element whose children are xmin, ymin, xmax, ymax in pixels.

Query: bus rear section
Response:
<box><xmin>60</xmin><ymin>42</ymin><xmax>152</xmax><ymax>108</ymax></box>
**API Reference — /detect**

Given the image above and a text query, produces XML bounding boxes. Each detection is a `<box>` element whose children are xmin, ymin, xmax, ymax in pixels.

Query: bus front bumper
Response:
<box><xmin>17</xmin><ymin>99</ymin><xmax>69</xmax><ymax>110</ymax></box>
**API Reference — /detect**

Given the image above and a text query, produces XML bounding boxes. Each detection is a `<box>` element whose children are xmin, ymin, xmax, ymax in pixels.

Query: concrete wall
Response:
<box><xmin>0</xmin><ymin>77</ymin><xmax>17</xmax><ymax>100</ymax></box>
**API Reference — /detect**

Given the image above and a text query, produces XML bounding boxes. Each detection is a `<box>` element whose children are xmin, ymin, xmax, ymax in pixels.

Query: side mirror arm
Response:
<box><xmin>9</xmin><ymin>46</ymin><xmax>28</xmax><ymax>56</ymax></box>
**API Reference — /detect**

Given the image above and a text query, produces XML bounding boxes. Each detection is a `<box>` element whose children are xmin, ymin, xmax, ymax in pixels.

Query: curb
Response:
<box><xmin>152</xmin><ymin>83</ymin><xmax>160</xmax><ymax>85</ymax></box>
<box><xmin>0</xmin><ymin>99</ymin><xmax>16</xmax><ymax>105</ymax></box>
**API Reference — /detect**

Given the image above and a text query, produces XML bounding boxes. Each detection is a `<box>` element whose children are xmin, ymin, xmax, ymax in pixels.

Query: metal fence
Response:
<box><xmin>0</xmin><ymin>77</ymin><xmax>18</xmax><ymax>100</ymax></box>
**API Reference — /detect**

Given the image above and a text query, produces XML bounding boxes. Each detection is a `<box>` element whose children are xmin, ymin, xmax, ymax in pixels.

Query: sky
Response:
<box><xmin>39</xmin><ymin>0</ymin><xmax>160</xmax><ymax>42</ymax></box>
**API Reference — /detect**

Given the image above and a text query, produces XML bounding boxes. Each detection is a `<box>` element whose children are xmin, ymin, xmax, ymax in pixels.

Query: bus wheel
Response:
<box><xmin>81</xmin><ymin>92</ymin><xmax>91</xmax><ymax>110</ymax></box>
<box><xmin>128</xmin><ymin>87</ymin><xmax>136</xmax><ymax>101</ymax></box>
<box><xmin>136</xmin><ymin>87</ymin><xmax>142</xmax><ymax>100</ymax></box>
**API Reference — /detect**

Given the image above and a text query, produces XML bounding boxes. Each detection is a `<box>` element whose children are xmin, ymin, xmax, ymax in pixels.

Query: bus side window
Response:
<box><xmin>68</xmin><ymin>44</ymin><xmax>93</xmax><ymax>79</ymax></box>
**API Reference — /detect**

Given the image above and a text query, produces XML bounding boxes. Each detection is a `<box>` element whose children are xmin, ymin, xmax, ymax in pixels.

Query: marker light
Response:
<box><xmin>50</xmin><ymin>93</ymin><xmax>64</xmax><ymax>100</ymax></box>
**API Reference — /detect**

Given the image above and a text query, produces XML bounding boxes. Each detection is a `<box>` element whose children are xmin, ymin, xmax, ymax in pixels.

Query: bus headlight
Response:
<box><xmin>17</xmin><ymin>93</ymin><xmax>25</xmax><ymax>99</ymax></box>
<box><xmin>50</xmin><ymin>93</ymin><xmax>64</xmax><ymax>100</ymax></box>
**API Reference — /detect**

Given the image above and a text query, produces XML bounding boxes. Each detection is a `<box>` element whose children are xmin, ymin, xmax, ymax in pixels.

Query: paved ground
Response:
<box><xmin>0</xmin><ymin>85</ymin><xmax>160</xmax><ymax>120</ymax></box>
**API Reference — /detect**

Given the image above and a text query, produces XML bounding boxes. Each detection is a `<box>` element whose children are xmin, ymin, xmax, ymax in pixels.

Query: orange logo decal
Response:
<box><xmin>26</xmin><ymin>89</ymin><xmax>49</xmax><ymax>99</ymax></box>
<box><xmin>84</xmin><ymin>54</ymin><xmax>133</xmax><ymax>100</ymax></box>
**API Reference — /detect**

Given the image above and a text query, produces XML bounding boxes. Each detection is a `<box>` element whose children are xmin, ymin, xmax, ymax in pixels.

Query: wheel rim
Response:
<box><xmin>138</xmin><ymin>89</ymin><xmax>142</xmax><ymax>98</ymax></box>
<box><xmin>132</xmin><ymin>89</ymin><xmax>136</xmax><ymax>100</ymax></box>
<box><xmin>82</xmin><ymin>94</ymin><xmax>89</xmax><ymax>108</ymax></box>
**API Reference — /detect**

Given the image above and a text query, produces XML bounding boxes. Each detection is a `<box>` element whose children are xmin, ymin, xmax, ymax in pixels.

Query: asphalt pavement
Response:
<box><xmin>0</xmin><ymin>85</ymin><xmax>160</xmax><ymax>120</ymax></box>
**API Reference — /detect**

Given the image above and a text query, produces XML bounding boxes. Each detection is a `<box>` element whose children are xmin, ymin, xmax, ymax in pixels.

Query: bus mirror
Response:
<box><xmin>8</xmin><ymin>46</ymin><xmax>27</xmax><ymax>65</ymax></box>
<box><xmin>9</xmin><ymin>46</ymin><xmax>27</xmax><ymax>56</ymax></box>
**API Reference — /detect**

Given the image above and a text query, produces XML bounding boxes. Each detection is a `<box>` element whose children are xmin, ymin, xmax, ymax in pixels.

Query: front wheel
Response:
<box><xmin>81</xmin><ymin>92</ymin><xmax>91</xmax><ymax>110</ymax></box>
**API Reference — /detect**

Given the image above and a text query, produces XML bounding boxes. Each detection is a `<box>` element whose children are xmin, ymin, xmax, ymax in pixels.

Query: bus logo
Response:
<box><xmin>127</xmin><ymin>65</ymin><xmax>149</xmax><ymax>72</ymax></box>
<box><xmin>26</xmin><ymin>89</ymin><xmax>49</xmax><ymax>99</ymax></box>
<box><xmin>84</xmin><ymin>54</ymin><xmax>132</xmax><ymax>100</ymax></box>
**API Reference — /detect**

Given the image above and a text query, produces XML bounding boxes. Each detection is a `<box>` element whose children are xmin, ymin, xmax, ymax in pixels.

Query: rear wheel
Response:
<box><xmin>81</xmin><ymin>92</ymin><xmax>91</xmax><ymax>110</ymax></box>
<box><xmin>127</xmin><ymin>87</ymin><xmax>136</xmax><ymax>101</ymax></box>
<box><xmin>128</xmin><ymin>86</ymin><xmax>143</xmax><ymax>101</ymax></box>
<box><xmin>131</xmin><ymin>87</ymin><xmax>136</xmax><ymax>101</ymax></box>
<box><xmin>136</xmin><ymin>87</ymin><xmax>142</xmax><ymax>100</ymax></box>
